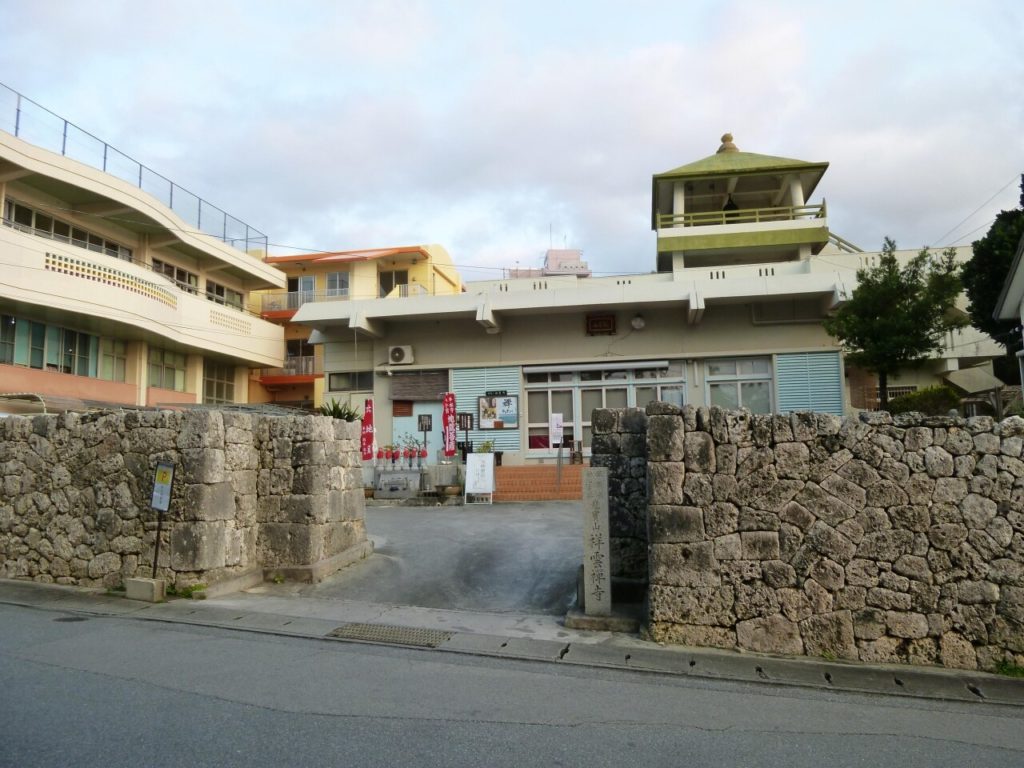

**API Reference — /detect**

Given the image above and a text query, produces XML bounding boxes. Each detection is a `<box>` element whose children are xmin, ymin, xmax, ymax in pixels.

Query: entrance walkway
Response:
<box><xmin>297</xmin><ymin>502</ymin><xmax>583</xmax><ymax>615</ymax></box>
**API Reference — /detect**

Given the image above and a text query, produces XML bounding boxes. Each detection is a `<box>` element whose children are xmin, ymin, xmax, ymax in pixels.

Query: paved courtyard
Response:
<box><xmin>302</xmin><ymin>502</ymin><xmax>584</xmax><ymax>615</ymax></box>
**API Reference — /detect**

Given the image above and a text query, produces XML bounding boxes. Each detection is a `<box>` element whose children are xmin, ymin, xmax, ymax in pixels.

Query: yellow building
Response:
<box><xmin>0</xmin><ymin>84</ymin><xmax>285</xmax><ymax>414</ymax></box>
<box><xmin>249</xmin><ymin>245</ymin><xmax>463</xmax><ymax>409</ymax></box>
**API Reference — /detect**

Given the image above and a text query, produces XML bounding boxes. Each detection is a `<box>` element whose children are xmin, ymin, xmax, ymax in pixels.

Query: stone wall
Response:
<box><xmin>590</xmin><ymin>407</ymin><xmax>649</xmax><ymax>580</ymax></box>
<box><xmin>0</xmin><ymin>409</ymin><xmax>368</xmax><ymax>591</ymax></box>
<box><xmin>592</xmin><ymin>404</ymin><xmax>1024</xmax><ymax>672</ymax></box>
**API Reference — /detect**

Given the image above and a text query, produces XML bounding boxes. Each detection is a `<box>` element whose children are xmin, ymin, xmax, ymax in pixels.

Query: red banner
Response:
<box><xmin>360</xmin><ymin>398</ymin><xmax>374</xmax><ymax>461</ymax></box>
<box><xmin>442</xmin><ymin>392</ymin><xmax>457</xmax><ymax>457</ymax></box>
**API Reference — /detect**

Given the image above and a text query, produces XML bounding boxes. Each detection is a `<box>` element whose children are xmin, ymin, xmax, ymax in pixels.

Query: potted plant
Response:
<box><xmin>477</xmin><ymin>439</ymin><xmax>502</xmax><ymax>466</ymax></box>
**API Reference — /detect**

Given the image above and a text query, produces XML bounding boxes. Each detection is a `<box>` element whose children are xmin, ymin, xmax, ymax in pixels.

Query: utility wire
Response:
<box><xmin>934</xmin><ymin>175</ymin><xmax>1020</xmax><ymax>247</ymax></box>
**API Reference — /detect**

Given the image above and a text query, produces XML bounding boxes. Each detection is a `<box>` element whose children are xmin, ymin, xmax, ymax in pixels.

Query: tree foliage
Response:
<box><xmin>961</xmin><ymin>176</ymin><xmax>1024</xmax><ymax>352</ymax></box>
<box><xmin>824</xmin><ymin>238</ymin><xmax>967</xmax><ymax>409</ymax></box>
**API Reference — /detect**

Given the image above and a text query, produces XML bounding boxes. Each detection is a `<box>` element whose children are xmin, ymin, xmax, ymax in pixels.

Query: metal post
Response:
<box><xmin>102</xmin><ymin>143</ymin><xmax>108</xmax><ymax>172</ymax></box>
<box><xmin>14</xmin><ymin>94</ymin><xmax>21</xmax><ymax>136</ymax></box>
<box><xmin>61</xmin><ymin>121</ymin><xmax>68</xmax><ymax>155</ymax></box>
<box><xmin>151</xmin><ymin>510</ymin><xmax>164</xmax><ymax>579</ymax></box>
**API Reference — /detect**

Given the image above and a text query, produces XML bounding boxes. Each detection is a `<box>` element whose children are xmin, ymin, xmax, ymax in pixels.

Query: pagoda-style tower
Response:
<box><xmin>651</xmin><ymin>134</ymin><xmax>830</xmax><ymax>272</ymax></box>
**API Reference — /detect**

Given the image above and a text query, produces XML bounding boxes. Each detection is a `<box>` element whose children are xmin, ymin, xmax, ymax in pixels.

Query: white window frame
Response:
<box><xmin>704</xmin><ymin>356</ymin><xmax>774</xmax><ymax>414</ymax></box>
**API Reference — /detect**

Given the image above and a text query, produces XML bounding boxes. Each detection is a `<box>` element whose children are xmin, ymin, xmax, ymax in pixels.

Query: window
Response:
<box><xmin>206</xmin><ymin>279</ymin><xmax>243</xmax><ymax>309</ymax></box>
<box><xmin>326</xmin><ymin>271</ymin><xmax>349</xmax><ymax>297</ymax></box>
<box><xmin>524</xmin><ymin>362</ymin><xmax>687</xmax><ymax>450</ymax></box>
<box><xmin>3</xmin><ymin>199</ymin><xmax>132</xmax><ymax>261</ymax></box>
<box><xmin>60</xmin><ymin>329</ymin><xmax>93</xmax><ymax>376</ymax></box>
<box><xmin>149</xmin><ymin>348</ymin><xmax>187</xmax><ymax>391</ymax></box>
<box><xmin>99</xmin><ymin>339</ymin><xmax>127</xmax><ymax>382</ymax></box>
<box><xmin>0</xmin><ymin>315</ymin><xmax>15</xmax><ymax>365</ymax></box>
<box><xmin>379</xmin><ymin>270</ymin><xmax>408</xmax><ymax>297</ymax></box>
<box><xmin>328</xmin><ymin>371</ymin><xmax>374</xmax><ymax>391</ymax></box>
<box><xmin>706</xmin><ymin>356</ymin><xmax>773</xmax><ymax>414</ymax></box>
<box><xmin>152</xmin><ymin>258</ymin><xmax>198</xmax><ymax>294</ymax></box>
<box><xmin>203</xmin><ymin>361</ymin><xmax>235</xmax><ymax>404</ymax></box>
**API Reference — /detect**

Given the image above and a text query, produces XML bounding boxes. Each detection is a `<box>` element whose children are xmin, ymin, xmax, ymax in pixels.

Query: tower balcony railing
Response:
<box><xmin>260</xmin><ymin>289</ymin><xmax>349</xmax><ymax>313</ymax></box>
<box><xmin>0</xmin><ymin>81</ymin><xmax>268</xmax><ymax>257</ymax></box>
<box><xmin>657</xmin><ymin>202</ymin><xmax>826</xmax><ymax>229</ymax></box>
<box><xmin>260</xmin><ymin>356</ymin><xmax>321</xmax><ymax>378</ymax></box>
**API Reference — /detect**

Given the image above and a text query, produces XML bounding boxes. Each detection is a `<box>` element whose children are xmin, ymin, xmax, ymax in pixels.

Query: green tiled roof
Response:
<box><xmin>654</xmin><ymin>150</ymin><xmax>828</xmax><ymax>180</ymax></box>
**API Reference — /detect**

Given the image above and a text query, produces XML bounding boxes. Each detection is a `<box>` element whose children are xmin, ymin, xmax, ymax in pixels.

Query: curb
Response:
<box><xmin>2</xmin><ymin>579</ymin><xmax>1022</xmax><ymax>707</ymax></box>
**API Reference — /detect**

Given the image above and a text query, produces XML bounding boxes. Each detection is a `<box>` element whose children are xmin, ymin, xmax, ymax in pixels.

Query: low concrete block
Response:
<box><xmin>124</xmin><ymin>577</ymin><xmax>165</xmax><ymax>603</ymax></box>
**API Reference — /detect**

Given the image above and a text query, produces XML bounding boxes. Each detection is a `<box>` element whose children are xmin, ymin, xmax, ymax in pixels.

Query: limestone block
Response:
<box><xmin>713</xmin><ymin>533</ymin><xmax>742</xmax><ymax>560</ymax></box>
<box><xmin>87</xmin><ymin>551</ymin><xmax>121</xmax><ymax>579</ymax></box>
<box><xmin>959</xmin><ymin>580</ymin><xmax>999</xmax><ymax>604</ymax></box>
<box><xmin>715</xmin><ymin>443</ymin><xmax>737</xmax><ymax>475</ymax></box>
<box><xmin>777</xmin><ymin>588</ymin><xmax>813</xmax><ymax>622</ymax></box>
<box><xmin>740</xmin><ymin>531</ymin><xmax>780</xmax><ymax>560</ymax></box>
<box><xmin>170</xmin><ymin>521</ymin><xmax>227</xmax><ymax>571</ymax></box>
<box><xmin>1000</xmin><ymin>436</ymin><xmax>1023</xmax><ymax>458</ymax></box>
<box><xmin>649</xmin><ymin>542</ymin><xmax>721</xmax><ymax>587</ymax></box>
<box><xmin>771</xmin><ymin>414</ymin><xmax>794</xmax><ymax>443</ymax></box>
<box><xmin>258</xmin><ymin>522</ymin><xmax>325</xmax><ymax>566</ymax></box>
<box><xmin>779</xmin><ymin>500</ymin><xmax>815</xmax><ymax>531</ymax></box>
<box><xmin>292</xmin><ymin>465</ymin><xmax>331</xmax><ymax>495</ymax></box>
<box><xmin>682</xmin><ymin>473</ymin><xmax>713</xmax><ymax>507</ymax></box>
<box><xmin>225</xmin><ymin>443</ymin><xmax>260</xmax><ymax>472</ymax></box>
<box><xmin>892</xmin><ymin>554</ymin><xmax>930</xmax><ymax>582</ymax></box>
<box><xmin>801</xmin><ymin>610</ymin><xmax>857</xmax><ymax>660</ymax></box>
<box><xmin>179</xmin><ymin>482</ymin><xmax>235</xmax><ymax>522</ymax></box>
<box><xmin>819</xmin><ymin>474</ymin><xmax>866</xmax><ymax>510</ymax></box>
<box><xmin>885</xmin><ymin>611</ymin><xmax>930</xmax><ymax>639</ymax></box>
<box><xmin>857</xmin><ymin>529</ymin><xmax>914</xmax><ymax>561</ymax></box>
<box><xmin>809</xmin><ymin>557</ymin><xmax>845</xmax><ymax>591</ymax></box>
<box><xmin>939</xmin><ymin>633</ymin><xmax>978</xmax><ymax>669</ymax></box>
<box><xmin>711</xmin><ymin>474</ymin><xmax>738</xmax><ymax>502</ymax></box>
<box><xmin>762</xmin><ymin>560</ymin><xmax>797</xmax><ymax>588</ymax></box>
<box><xmin>322</xmin><ymin>521</ymin><xmax>364</xmax><ymax>558</ymax></box>
<box><xmin>749</xmin><ymin>479</ymin><xmax>803</xmax><ymax>513</ymax></box>
<box><xmin>621</xmin><ymin>407</ymin><xmax>649</xmax><ymax>434</ymax></box>
<box><xmin>704</xmin><ymin>502</ymin><xmax>739</xmax><ymax>537</ymax></box>
<box><xmin>804</xmin><ymin>577</ymin><xmax>834</xmax><ymax>614</ymax></box>
<box><xmin>734</xmin><ymin>583</ymin><xmax>779</xmax><ymax>619</ymax></box>
<box><xmin>736</xmin><ymin>614</ymin><xmax>804</xmax><ymax>655</ymax></box>
<box><xmin>923</xmin><ymin>446</ymin><xmax>955</xmax><ymax>477</ymax></box>
<box><xmin>647</xmin><ymin>462</ymin><xmax>684</xmax><ymax>505</ymax></box>
<box><xmin>647</xmin><ymin>415</ymin><xmax>685</xmax><ymax>462</ymax></box>
<box><xmin>280</xmin><ymin>494</ymin><xmax>330</xmax><ymax>524</ymax></box>
<box><xmin>857</xmin><ymin>636</ymin><xmax>903</xmax><ymax>664</ymax></box>
<box><xmin>648</xmin><ymin>584</ymin><xmax>735</xmax><ymax>625</ymax></box>
<box><xmin>878</xmin><ymin>457</ymin><xmax>911</xmax><ymax>484</ymax></box>
<box><xmin>806</xmin><ymin>521</ymin><xmax>857</xmax><ymax>564</ymax></box>
<box><xmin>179</xmin><ymin>448</ymin><xmax>226</xmax><ymax>485</ymax></box>
<box><xmin>795</xmin><ymin>483</ymin><xmax>855</xmax><ymax>527</ymax></box>
<box><xmin>961</xmin><ymin>494</ymin><xmax>997</xmax><ymax>530</ymax></box>
<box><xmin>649</xmin><ymin>506</ymin><xmax>705</xmax><ymax>544</ymax></box>
<box><xmin>683</xmin><ymin>432</ymin><xmax>716</xmax><ymax>473</ymax></box>
<box><xmin>903</xmin><ymin>427</ymin><xmax>933</xmax><ymax>451</ymax></box>
<box><xmin>176</xmin><ymin>411</ymin><xmax>225</xmax><ymax>450</ymax></box>
<box><xmin>721</xmin><ymin>560</ymin><xmax>762</xmax><ymax>585</ymax></box>
<box><xmin>888</xmin><ymin>505</ymin><xmax>931</xmax><ymax>533</ymax></box>
<box><xmin>646</xmin><ymin>623</ymin><xmax>737</xmax><ymax>650</ymax></box>
<box><xmin>867</xmin><ymin>587</ymin><xmax>912</xmax><ymax>611</ymax></box>
<box><xmin>928</xmin><ymin>523</ymin><xmax>969</xmax><ymax>551</ymax></box>
<box><xmin>733</xmin><ymin>466</ymin><xmax>779</xmax><ymax>507</ymax></box>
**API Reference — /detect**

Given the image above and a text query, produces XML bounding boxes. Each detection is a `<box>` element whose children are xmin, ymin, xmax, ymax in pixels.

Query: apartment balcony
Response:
<box><xmin>0</xmin><ymin>223</ymin><xmax>284</xmax><ymax>367</ymax></box>
<box><xmin>258</xmin><ymin>356</ymin><xmax>322</xmax><ymax>386</ymax></box>
<box><xmin>260</xmin><ymin>290</ymin><xmax>349</xmax><ymax>318</ymax></box>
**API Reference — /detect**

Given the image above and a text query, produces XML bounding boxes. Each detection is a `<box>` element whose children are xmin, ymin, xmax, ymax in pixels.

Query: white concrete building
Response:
<box><xmin>294</xmin><ymin>134</ymin><xmax>1001</xmax><ymax>464</ymax></box>
<box><xmin>0</xmin><ymin>84</ymin><xmax>285</xmax><ymax>414</ymax></box>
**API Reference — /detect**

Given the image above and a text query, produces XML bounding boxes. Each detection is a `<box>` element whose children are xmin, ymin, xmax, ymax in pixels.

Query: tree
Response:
<box><xmin>961</xmin><ymin>176</ymin><xmax>1024</xmax><ymax>354</ymax></box>
<box><xmin>824</xmin><ymin>237</ymin><xmax>967</xmax><ymax>410</ymax></box>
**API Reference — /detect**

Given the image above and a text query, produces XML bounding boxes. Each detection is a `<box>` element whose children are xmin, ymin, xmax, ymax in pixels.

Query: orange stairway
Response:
<box><xmin>492</xmin><ymin>463</ymin><xmax>586</xmax><ymax>502</ymax></box>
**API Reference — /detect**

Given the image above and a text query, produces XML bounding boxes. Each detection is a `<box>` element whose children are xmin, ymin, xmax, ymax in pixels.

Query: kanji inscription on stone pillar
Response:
<box><xmin>582</xmin><ymin>467</ymin><xmax>612</xmax><ymax>616</ymax></box>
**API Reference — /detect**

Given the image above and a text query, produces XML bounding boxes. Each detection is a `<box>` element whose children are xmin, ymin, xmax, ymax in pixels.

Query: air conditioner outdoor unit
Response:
<box><xmin>388</xmin><ymin>345</ymin><xmax>414</xmax><ymax>364</ymax></box>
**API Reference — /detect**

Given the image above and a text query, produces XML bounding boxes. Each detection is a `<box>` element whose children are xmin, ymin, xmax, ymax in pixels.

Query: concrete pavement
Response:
<box><xmin>2</xmin><ymin>577</ymin><xmax>1023</xmax><ymax>707</ymax></box>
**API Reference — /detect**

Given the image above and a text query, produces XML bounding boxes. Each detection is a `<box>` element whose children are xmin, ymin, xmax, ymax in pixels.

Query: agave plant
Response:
<box><xmin>318</xmin><ymin>398</ymin><xmax>362</xmax><ymax>422</ymax></box>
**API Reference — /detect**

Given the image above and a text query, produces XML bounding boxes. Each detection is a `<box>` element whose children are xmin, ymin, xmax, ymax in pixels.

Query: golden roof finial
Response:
<box><xmin>717</xmin><ymin>133</ymin><xmax>738</xmax><ymax>153</ymax></box>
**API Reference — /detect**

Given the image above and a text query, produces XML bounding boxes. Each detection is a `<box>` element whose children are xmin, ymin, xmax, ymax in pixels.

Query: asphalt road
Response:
<box><xmin>306</xmin><ymin>502</ymin><xmax>583</xmax><ymax>614</ymax></box>
<box><xmin>2</xmin><ymin>604</ymin><xmax>1023</xmax><ymax>768</ymax></box>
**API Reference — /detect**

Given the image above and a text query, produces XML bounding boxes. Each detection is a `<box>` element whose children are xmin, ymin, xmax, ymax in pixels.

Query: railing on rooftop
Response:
<box><xmin>260</xmin><ymin>289</ymin><xmax>349</xmax><ymax>313</ymax></box>
<box><xmin>657</xmin><ymin>202</ymin><xmax>826</xmax><ymax>229</ymax></box>
<box><xmin>0</xmin><ymin>82</ymin><xmax>268</xmax><ymax>257</ymax></box>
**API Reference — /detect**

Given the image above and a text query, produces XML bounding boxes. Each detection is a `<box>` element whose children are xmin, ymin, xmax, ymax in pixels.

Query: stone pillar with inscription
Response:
<box><xmin>582</xmin><ymin>467</ymin><xmax>612</xmax><ymax>617</ymax></box>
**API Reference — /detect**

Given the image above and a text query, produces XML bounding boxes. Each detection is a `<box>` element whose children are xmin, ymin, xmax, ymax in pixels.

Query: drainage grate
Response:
<box><xmin>326</xmin><ymin>623</ymin><xmax>453</xmax><ymax>648</ymax></box>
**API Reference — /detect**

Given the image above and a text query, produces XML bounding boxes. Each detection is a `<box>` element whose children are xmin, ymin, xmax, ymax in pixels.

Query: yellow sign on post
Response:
<box><xmin>150</xmin><ymin>460</ymin><xmax>175</xmax><ymax>578</ymax></box>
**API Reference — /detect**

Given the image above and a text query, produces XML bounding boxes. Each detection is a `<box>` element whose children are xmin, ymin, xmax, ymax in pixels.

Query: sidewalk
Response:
<box><xmin>2</xmin><ymin>578</ymin><xmax>1022</xmax><ymax>707</ymax></box>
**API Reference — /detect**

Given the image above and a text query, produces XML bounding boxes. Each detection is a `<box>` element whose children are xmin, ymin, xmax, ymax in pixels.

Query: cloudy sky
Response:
<box><xmin>1</xmin><ymin>1</ymin><xmax>1022</xmax><ymax>278</ymax></box>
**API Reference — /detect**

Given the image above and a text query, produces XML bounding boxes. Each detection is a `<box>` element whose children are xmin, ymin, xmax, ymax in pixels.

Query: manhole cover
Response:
<box><xmin>326</xmin><ymin>623</ymin><xmax>452</xmax><ymax>648</ymax></box>
<box><xmin>53</xmin><ymin>616</ymin><xmax>89</xmax><ymax>623</ymax></box>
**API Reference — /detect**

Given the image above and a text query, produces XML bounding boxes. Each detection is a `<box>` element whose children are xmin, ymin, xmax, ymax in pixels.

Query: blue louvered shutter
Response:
<box><xmin>775</xmin><ymin>352</ymin><xmax>843</xmax><ymax>416</ymax></box>
<box><xmin>450</xmin><ymin>366</ymin><xmax>522</xmax><ymax>451</ymax></box>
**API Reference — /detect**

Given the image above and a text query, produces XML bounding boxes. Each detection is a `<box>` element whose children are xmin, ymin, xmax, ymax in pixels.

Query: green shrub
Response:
<box><xmin>886</xmin><ymin>385</ymin><xmax>960</xmax><ymax>416</ymax></box>
<box><xmin>318</xmin><ymin>398</ymin><xmax>362</xmax><ymax>422</ymax></box>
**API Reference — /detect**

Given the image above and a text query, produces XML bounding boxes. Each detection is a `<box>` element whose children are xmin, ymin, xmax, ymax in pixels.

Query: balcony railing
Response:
<box><xmin>261</xmin><ymin>356</ymin><xmax>321</xmax><ymax>378</ymax></box>
<box><xmin>260</xmin><ymin>289</ymin><xmax>349</xmax><ymax>313</ymax></box>
<box><xmin>657</xmin><ymin>202</ymin><xmax>826</xmax><ymax>229</ymax></box>
<box><xmin>0</xmin><ymin>81</ymin><xmax>268</xmax><ymax>256</ymax></box>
